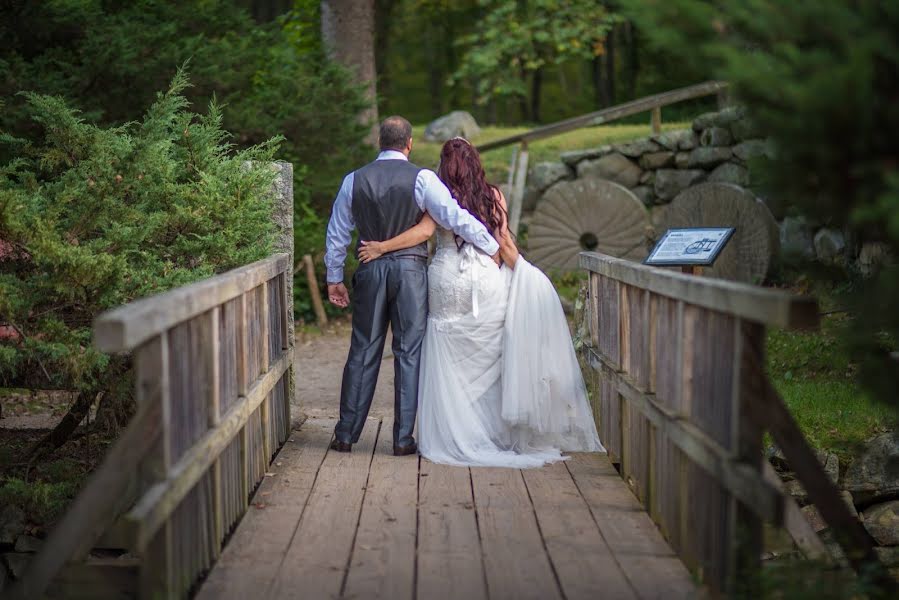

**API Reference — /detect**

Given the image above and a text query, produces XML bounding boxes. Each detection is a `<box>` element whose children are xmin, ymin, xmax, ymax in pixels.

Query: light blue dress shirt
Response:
<box><xmin>324</xmin><ymin>150</ymin><xmax>501</xmax><ymax>284</ymax></box>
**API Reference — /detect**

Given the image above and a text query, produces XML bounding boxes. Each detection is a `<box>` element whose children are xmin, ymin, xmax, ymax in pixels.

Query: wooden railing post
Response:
<box><xmin>208</xmin><ymin>307</ymin><xmax>224</xmax><ymax>560</ymax></box>
<box><xmin>137</xmin><ymin>333</ymin><xmax>174</xmax><ymax>600</ymax></box>
<box><xmin>508</xmin><ymin>141</ymin><xmax>529</xmax><ymax>237</ymax></box>
<box><xmin>260</xmin><ymin>282</ymin><xmax>272</xmax><ymax>462</ymax></box>
<box><xmin>236</xmin><ymin>292</ymin><xmax>250</xmax><ymax>503</ymax></box>
<box><xmin>730</xmin><ymin>320</ymin><xmax>764</xmax><ymax>593</ymax></box>
<box><xmin>651</xmin><ymin>106</ymin><xmax>662</xmax><ymax>134</ymax></box>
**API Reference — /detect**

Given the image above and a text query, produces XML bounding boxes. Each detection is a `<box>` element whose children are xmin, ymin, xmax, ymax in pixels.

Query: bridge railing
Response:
<box><xmin>580</xmin><ymin>251</ymin><xmax>883</xmax><ymax>594</ymax></box>
<box><xmin>11</xmin><ymin>163</ymin><xmax>296</xmax><ymax>600</ymax></box>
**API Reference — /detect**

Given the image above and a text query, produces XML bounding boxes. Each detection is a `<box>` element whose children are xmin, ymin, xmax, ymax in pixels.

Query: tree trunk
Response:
<box><xmin>27</xmin><ymin>390</ymin><xmax>96</xmax><ymax>459</ymax></box>
<box><xmin>624</xmin><ymin>21</ymin><xmax>639</xmax><ymax>100</ymax></box>
<box><xmin>530</xmin><ymin>67</ymin><xmax>543</xmax><ymax>123</ymax></box>
<box><xmin>592</xmin><ymin>56</ymin><xmax>609</xmax><ymax>107</ymax></box>
<box><xmin>518</xmin><ymin>67</ymin><xmax>530</xmax><ymax>122</ymax></box>
<box><xmin>374</xmin><ymin>0</ymin><xmax>395</xmax><ymax>110</ymax></box>
<box><xmin>321</xmin><ymin>0</ymin><xmax>379</xmax><ymax>145</ymax></box>
<box><xmin>604</xmin><ymin>25</ymin><xmax>617</xmax><ymax>106</ymax></box>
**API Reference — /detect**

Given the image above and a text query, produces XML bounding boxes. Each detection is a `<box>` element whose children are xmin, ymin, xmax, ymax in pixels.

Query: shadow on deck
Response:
<box><xmin>197</xmin><ymin>417</ymin><xmax>695</xmax><ymax>600</ymax></box>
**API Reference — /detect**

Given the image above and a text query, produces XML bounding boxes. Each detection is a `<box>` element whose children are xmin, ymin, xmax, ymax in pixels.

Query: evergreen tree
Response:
<box><xmin>0</xmin><ymin>70</ymin><xmax>280</xmax><ymax>442</ymax></box>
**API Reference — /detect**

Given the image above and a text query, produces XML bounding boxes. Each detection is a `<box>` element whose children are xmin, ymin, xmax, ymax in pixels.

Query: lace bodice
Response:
<box><xmin>428</xmin><ymin>228</ymin><xmax>509</xmax><ymax>322</ymax></box>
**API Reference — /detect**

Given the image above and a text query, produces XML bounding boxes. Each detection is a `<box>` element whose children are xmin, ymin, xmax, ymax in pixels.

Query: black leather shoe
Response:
<box><xmin>330</xmin><ymin>439</ymin><xmax>352</xmax><ymax>452</ymax></box>
<box><xmin>393</xmin><ymin>442</ymin><xmax>418</xmax><ymax>457</ymax></box>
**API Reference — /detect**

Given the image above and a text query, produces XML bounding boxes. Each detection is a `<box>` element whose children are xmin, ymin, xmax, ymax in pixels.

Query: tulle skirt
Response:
<box><xmin>417</xmin><ymin>249</ymin><xmax>603</xmax><ymax>469</ymax></box>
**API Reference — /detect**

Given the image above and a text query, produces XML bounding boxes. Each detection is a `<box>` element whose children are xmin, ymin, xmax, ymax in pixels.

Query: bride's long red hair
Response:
<box><xmin>437</xmin><ymin>138</ymin><xmax>507</xmax><ymax>247</ymax></box>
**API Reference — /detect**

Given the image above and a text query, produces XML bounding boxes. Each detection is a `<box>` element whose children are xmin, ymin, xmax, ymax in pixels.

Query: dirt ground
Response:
<box><xmin>293</xmin><ymin>319</ymin><xmax>396</xmax><ymax>422</ymax></box>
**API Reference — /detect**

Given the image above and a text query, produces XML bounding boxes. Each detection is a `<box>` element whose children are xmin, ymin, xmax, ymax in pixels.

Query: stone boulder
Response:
<box><xmin>576</xmin><ymin>153</ymin><xmax>643</xmax><ymax>188</ymax></box>
<box><xmin>14</xmin><ymin>535</ymin><xmax>43</xmax><ymax>553</ymax></box>
<box><xmin>674</xmin><ymin>152</ymin><xmax>690</xmax><ymax>169</ymax></box>
<box><xmin>560</xmin><ymin>146</ymin><xmax>612</xmax><ymax>167</ymax></box>
<box><xmin>733</xmin><ymin>139</ymin><xmax>774</xmax><ymax>162</ymax></box>
<box><xmin>862</xmin><ymin>500</ymin><xmax>899</xmax><ymax>546</ymax></box>
<box><xmin>692</xmin><ymin>106</ymin><xmax>746</xmax><ymax>131</ymax></box>
<box><xmin>779</xmin><ymin>216</ymin><xmax>816</xmax><ymax>261</ymax></box>
<box><xmin>528</xmin><ymin>162</ymin><xmax>573</xmax><ymax>193</ymax></box>
<box><xmin>631</xmin><ymin>185</ymin><xmax>654</xmax><ymax>206</ymax></box>
<box><xmin>613</xmin><ymin>139</ymin><xmax>660</xmax><ymax>158</ymax></box>
<box><xmin>639</xmin><ymin>151</ymin><xmax>675</xmax><ymax>170</ymax></box>
<box><xmin>687</xmin><ymin>147</ymin><xmax>732</xmax><ymax>168</ymax></box>
<box><xmin>2</xmin><ymin>553</ymin><xmax>29</xmax><ymax>579</ymax></box>
<box><xmin>813</xmin><ymin>228</ymin><xmax>846</xmax><ymax>263</ymax></box>
<box><xmin>708</xmin><ymin>162</ymin><xmax>750</xmax><ymax>187</ymax></box>
<box><xmin>651</xmin><ymin>129</ymin><xmax>697</xmax><ymax>151</ymax></box>
<box><xmin>0</xmin><ymin>506</ymin><xmax>24</xmax><ymax>547</ymax></box>
<box><xmin>423</xmin><ymin>111</ymin><xmax>480</xmax><ymax>143</ymax></box>
<box><xmin>859</xmin><ymin>242</ymin><xmax>892</xmax><ymax>277</ymax></box>
<box><xmin>653</xmin><ymin>169</ymin><xmax>705</xmax><ymax>201</ymax></box>
<box><xmin>730</xmin><ymin>116</ymin><xmax>763</xmax><ymax>141</ymax></box>
<box><xmin>844</xmin><ymin>432</ymin><xmax>899</xmax><ymax>505</ymax></box>
<box><xmin>700</xmin><ymin>127</ymin><xmax>733</xmax><ymax>147</ymax></box>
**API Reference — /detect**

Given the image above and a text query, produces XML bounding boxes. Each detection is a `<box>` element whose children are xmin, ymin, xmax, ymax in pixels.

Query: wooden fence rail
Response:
<box><xmin>478</xmin><ymin>81</ymin><xmax>729</xmax><ymax>236</ymax></box>
<box><xmin>9</xmin><ymin>253</ymin><xmax>294</xmax><ymax>600</ymax></box>
<box><xmin>579</xmin><ymin>251</ymin><xmax>887</xmax><ymax>595</ymax></box>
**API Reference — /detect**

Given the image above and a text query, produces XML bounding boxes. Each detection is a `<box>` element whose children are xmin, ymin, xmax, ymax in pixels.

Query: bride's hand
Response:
<box><xmin>358</xmin><ymin>240</ymin><xmax>385</xmax><ymax>263</ymax></box>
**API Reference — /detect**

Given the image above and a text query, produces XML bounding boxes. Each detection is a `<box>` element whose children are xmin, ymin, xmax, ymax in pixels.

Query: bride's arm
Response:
<box><xmin>358</xmin><ymin>213</ymin><xmax>437</xmax><ymax>263</ymax></box>
<box><xmin>494</xmin><ymin>188</ymin><xmax>520</xmax><ymax>268</ymax></box>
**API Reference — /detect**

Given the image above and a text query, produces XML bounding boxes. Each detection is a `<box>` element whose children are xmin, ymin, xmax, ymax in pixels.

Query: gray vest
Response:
<box><xmin>351</xmin><ymin>158</ymin><xmax>428</xmax><ymax>259</ymax></box>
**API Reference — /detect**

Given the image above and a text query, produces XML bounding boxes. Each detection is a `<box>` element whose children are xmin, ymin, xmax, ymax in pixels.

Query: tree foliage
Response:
<box><xmin>630</xmin><ymin>0</ymin><xmax>899</xmax><ymax>404</ymax></box>
<box><xmin>452</xmin><ymin>0</ymin><xmax>620</xmax><ymax>112</ymax></box>
<box><xmin>0</xmin><ymin>71</ymin><xmax>279</xmax><ymax>424</ymax></box>
<box><xmin>0</xmin><ymin>0</ymin><xmax>372</xmax><ymax>323</ymax></box>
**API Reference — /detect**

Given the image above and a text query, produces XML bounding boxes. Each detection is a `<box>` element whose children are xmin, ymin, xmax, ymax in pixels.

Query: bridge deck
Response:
<box><xmin>197</xmin><ymin>416</ymin><xmax>695</xmax><ymax>600</ymax></box>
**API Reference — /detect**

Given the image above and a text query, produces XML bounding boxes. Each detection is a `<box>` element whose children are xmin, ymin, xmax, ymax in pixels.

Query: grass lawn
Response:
<box><xmin>410</xmin><ymin>122</ymin><xmax>690</xmax><ymax>183</ymax></box>
<box><xmin>766</xmin><ymin>310</ymin><xmax>897</xmax><ymax>459</ymax></box>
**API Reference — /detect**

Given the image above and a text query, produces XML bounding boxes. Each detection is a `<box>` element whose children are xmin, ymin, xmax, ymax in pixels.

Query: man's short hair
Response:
<box><xmin>379</xmin><ymin>116</ymin><xmax>413</xmax><ymax>151</ymax></box>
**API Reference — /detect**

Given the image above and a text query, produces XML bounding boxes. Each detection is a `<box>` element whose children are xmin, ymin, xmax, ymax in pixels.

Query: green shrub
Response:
<box><xmin>0</xmin><ymin>476</ymin><xmax>78</xmax><ymax>524</ymax></box>
<box><xmin>0</xmin><ymin>1</ymin><xmax>372</xmax><ymax>324</ymax></box>
<box><xmin>0</xmin><ymin>70</ymin><xmax>279</xmax><ymax>413</ymax></box>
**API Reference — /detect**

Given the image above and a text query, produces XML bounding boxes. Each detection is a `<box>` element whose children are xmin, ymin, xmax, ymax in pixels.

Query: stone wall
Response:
<box><xmin>524</xmin><ymin>107</ymin><xmax>873</xmax><ymax>268</ymax></box>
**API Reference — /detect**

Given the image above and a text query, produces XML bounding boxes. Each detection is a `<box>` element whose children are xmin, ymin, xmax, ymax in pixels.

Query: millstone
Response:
<box><xmin>528</xmin><ymin>179</ymin><xmax>649</xmax><ymax>270</ymax></box>
<box><xmin>662</xmin><ymin>182</ymin><xmax>779</xmax><ymax>283</ymax></box>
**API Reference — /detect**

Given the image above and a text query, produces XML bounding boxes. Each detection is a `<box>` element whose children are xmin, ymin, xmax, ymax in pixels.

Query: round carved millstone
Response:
<box><xmin>663</xmin><ymin>182</ymin><xmax>779</xmax><ymax>283</ymax></box>
<box><xmin>528</xmin><ymin>179</ymin><xmax>650</xmax><ymax>270</ymax></box>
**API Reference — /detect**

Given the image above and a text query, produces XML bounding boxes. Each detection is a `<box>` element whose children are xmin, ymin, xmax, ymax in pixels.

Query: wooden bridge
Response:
<box><xmin>9</xmin><ymin>153</ymin><xmax>889</xmax><ymax>599</ymax></box>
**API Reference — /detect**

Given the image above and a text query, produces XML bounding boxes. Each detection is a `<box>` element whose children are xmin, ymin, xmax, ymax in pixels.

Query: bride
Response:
<box><xmin>358</xmin><ymin>137</ymin><xmax>603</xmax><ymax>467</ymax></box>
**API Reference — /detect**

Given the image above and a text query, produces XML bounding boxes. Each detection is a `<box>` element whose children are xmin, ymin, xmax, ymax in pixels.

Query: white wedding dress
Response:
<box><xmin>417</xmin><ymin>228</ymin><xmax>604</xmax><ymax>468</ymax></box>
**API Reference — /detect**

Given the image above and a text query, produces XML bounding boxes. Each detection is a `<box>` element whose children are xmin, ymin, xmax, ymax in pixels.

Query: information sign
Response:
<box><xmin>644</xmin><ymin>227</ymin><xmax>735</xmax><ymax>267</ymax></box>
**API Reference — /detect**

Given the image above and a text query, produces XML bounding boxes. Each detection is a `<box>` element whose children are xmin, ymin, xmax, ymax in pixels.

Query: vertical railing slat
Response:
<box><xmin>137</xmin><ymin>333</ymin><xmax>174</xmax><ymax>600</ymax></box>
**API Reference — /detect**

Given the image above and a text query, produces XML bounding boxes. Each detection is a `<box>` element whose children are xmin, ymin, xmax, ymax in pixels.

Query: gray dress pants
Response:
<box><xmin>334</xmin><ymin>255</ymin><xmax>428</xmax><ymax>448</ymax></box>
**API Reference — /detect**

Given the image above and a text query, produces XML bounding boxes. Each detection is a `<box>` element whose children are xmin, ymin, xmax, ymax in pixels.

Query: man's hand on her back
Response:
<box><xmin>491</xmin><ymin>250</ymin><xmax>502</xmax><ymax>267</ymax></box>
<box><xmin>328</xmin><ymin>283</ymin><xmax>350</xmax><ymax>308</ymax></box>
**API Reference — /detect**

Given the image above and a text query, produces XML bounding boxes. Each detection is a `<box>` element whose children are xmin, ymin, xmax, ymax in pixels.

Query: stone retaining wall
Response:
<box><xmin>524</xmin><ymin>107</ymin><xmax>882</xmax><ymax>269</ymax></box>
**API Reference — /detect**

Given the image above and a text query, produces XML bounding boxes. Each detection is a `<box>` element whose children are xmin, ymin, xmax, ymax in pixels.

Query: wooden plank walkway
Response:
<box><xmin>197</xmin><ymin>417</ymin><xmax>696</xmax><ymax>600</ymax></box>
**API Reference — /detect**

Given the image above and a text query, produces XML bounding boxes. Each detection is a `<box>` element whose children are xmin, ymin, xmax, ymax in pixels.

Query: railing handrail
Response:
<box><xmin>94</xmin><ymin>253</ymin><xmax>291</xmax><ymax>352</ymax></box>
<box><xmin>9</xmin><ymin>252</ymin><xmax>293</xmax><ymax>600</ymax></box>
<box><xmin>477</xmin><ymin>80</ymin><xmax>728</xmax><ymax>153</ymax></box>
<box><xmin>579</xmin><ymin>252</ymin><xmax>819</xmax><ymax>330</ymax></box>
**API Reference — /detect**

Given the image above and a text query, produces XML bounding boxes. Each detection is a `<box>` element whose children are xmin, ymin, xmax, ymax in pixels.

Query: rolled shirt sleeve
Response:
<box><xmin>324</xmin><ymin>173</ymin><xmax>355</xmax><ymax>284</ymax></box>
<box><xmin>416</xmin><ymin>169</ymin><xmax>500</xmax><ymax>256</ymax></box>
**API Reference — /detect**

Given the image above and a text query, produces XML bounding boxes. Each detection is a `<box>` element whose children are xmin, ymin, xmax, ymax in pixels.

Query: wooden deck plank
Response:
<box><xmin>342</xmin><ymin>422</ymin><xmax>418</xmax><ymax>600</ymax></box>
<box><xmin>416</xmin><ymin>460</ymin><xmax>488</xmax><ymax>600</ymax></box>
<box><xmin>522</xmin><ymin>462</ymin><xmax>638</xmax><ymax>600</ymax></box>
<box><xmin>471</xmin><ymin>467</ymin><xmax>563</xmax><ymax>600</ymax></box>
<box><xmin>195</xmin><ymin>418</ymin><xmax>334</xmax><ymax>599</ymax></box>
<box><xmin>566</xmin><ymin>453</ymin><xmax>696</xmax><ymax>600</ymax></box>
<box><xmin>266</xmin><ymin>418</ymin><xmax>380</xmax><ymax>600</ymax></box>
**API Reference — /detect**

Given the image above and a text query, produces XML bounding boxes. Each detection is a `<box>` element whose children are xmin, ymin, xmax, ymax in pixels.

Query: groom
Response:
<box><xmin>325</xmin><ymin>116</ymin><xmax>500</xmax><ymax>455</ymax></box>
